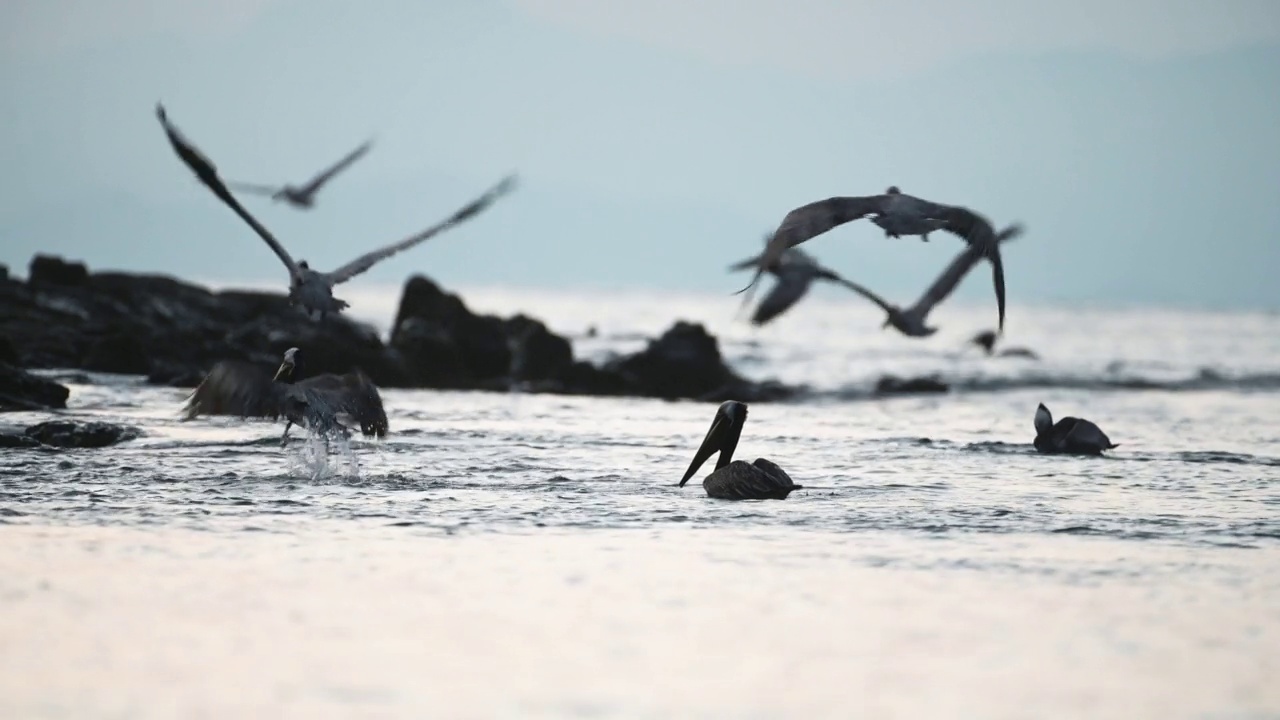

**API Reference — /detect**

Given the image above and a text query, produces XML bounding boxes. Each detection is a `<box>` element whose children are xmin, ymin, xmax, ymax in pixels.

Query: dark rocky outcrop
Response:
<box><xmin>23</xmin><ymin>420</ymin><xmax>141</xmax><ymax>448</ymax></box>
<box><xmin>0</xmin><ymin>363</ymin><xmax>70</xmax><ymax>411</ymax></box>
<box><xmin>2</xmin><ymin>255</ymin><xmax>796</xmax><ymax>402</ymax></box>
<box><xmin>875</xmin><ymin>374</ymin><xmax>950</xmax><ymax>396</ymax></box>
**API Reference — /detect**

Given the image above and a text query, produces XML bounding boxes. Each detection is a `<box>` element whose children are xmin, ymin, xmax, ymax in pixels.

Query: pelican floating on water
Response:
<box><xmin>971</xmin><ymin>330</ymin><xmax>1039</xmax><ymax>359</ymax></box>
<box><xmin>737</xmin><ymin>186</ymin><xmax>1015</xmax><ymax>331</ymax></box>
<box><xmin>728</xmin><ymin>248</ymin><xmax>883</xmax><ymax>326</ymax></box>
<box><xmin>1033</xmin><ymin>403</ymin><xmax>1118</xmax><ymax>456</ymax></box>
<box><xmin>227</xmin><ymin>138</ymin><xmax>373</xmax><ymax>209</ymax></box>
<box><xmin>183</xmin><ymin>348</ymin><xmax>388</xmax><ymax>446</ymax></box>
<box><xmin>819</xmin><ymin>224</ymin><xmax>1022</xmax><ymax>338</ymax></box>
<box><xmin>678</xmin><ymin>401</ymin><xmax>802</xmax><ymax>500</ymax></box>
<box><xmin>155</xmin><ymin>103</ymin><xmax>517</xmax><ymax>320</ymax></box>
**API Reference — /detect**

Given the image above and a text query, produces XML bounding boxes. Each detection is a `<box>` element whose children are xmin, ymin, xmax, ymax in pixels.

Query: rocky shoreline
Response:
<box><xmin>1</xmin><ymin>254</ymin><xmax>805</xmax><ymax>410</ymax></box>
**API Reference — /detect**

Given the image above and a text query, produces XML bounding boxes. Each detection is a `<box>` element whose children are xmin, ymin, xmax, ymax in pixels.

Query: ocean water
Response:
<box><xmin>2</xmin><ymin>286</ymin><xmax>1279</xmax><ymax>719</ymax></box>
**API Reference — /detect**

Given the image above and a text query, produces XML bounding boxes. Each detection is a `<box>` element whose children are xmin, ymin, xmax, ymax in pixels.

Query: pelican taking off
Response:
<box><xmin>227</xmin><ymin>138</ymin><xmax>373</xmax><ymax>209</ymax></box>
<box><xmin>156</xmin><ymin>103</ymin><xmax>517</xmax><ymax>320</ymax></box>
<box><xmin>820</xmin><ymin>224</ymin><xmax>1022</xmax><ymax>338</ymax></box>
<box><xmin>728</xmin><ymin>248</ymin><xmax>874</xmax><ymax>327</ymax></box>
<box><xmin>1033</xmin><ymin>403</ymin><xmax>1118</xmax><ymax>456</ymax></box>
<box><xmin>183</xmin><ymin>347</ymin><xmax>388</xmax><ymax>446</ymax></box>
<box><xmin>679</xmin><ymin>401</ymin><xmax>802</xmax><ymax>500</ymax></box>
<box><xmin>737</xmin><ymin>186</ymin><xmax>1014</xmax><ymax>331</ymax></box>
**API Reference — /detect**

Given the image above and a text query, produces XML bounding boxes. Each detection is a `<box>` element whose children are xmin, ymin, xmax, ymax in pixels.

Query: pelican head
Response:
<box><xmin>1034</xmin><ymin>403</ymin><xmax>1053</xmax><ymax>436</ymax></box>
<box><xmin>885</xmin><ymin>185</ymin><xmax>901</xmax><ymax>195</ymax></box>
<box><xmin>297</xmin><ymin>260</ymin><xmax>310</xmax><ymax>271</ymax></box>
<box><xmin>678</xmin><ymin>400</ymin><xmax>747</xmax><ymax>487</ymax></box>
<box><xmin>273</xmin><ymin>347</ymin><xmax>302</xmax><ymax>383</ymax></box>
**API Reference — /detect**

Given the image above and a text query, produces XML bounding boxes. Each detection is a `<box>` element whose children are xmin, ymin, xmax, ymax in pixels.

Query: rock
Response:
<box><xmin>507</xmin><ymin>315</ymin><xmax>573</xmax><ymax>382</ymax></box>
<box><xmin>875</xmin><ymin>375</ymin><xmax>950</xmax><ymax>396</ymax></box>
<box><xmin>83</xmin><ymin>330</ymin><xmax>153</xmax><ymax>375</ymax></box>
<box><xmin>0</xmin><ymin>335</ymin><xmax>16</xmax><ymax>365</ymax></box>
<box><xmin>389</xmin><ymin>317</ymin><xmax>472</xmax><ymax>388</ymax></box>
<box><xmin>606</xmin><ymin>321</ymin><xmax>745</xmax><ymax>400</ymax></box>
<box><xmin>24</xmin><ymin>420</ymin><xmax>141</xmax><ymax>448</ymax></box>
<box><xmin>29</xmin><ymin>255</ymin><xmax>89</xmax><ymax>287</ymax></box>
<box><xmin>0</xmin><ymin>363</ymin><xmax>70</xmax><ymax>411</ymax></box>
<box><xmin>0</xmin><ymin>431</ymin><xmax>43</xmax><ymax>448</ymax></box>
<box><xmin>0</xmin><ymin>264</ymin><xmax>8</xmax><ymax>282</ymax></box>
<box><xmin>697</xmin><ymin>378</ymin><xmax>800</xmax><ymax>404</ymax></box>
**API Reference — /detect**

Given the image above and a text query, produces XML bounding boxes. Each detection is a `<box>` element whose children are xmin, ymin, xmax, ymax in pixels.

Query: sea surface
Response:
<box><xmin>2</xmin><ymin>286</ymin><xmax>1279</xmax><ymax>719</ymax></box>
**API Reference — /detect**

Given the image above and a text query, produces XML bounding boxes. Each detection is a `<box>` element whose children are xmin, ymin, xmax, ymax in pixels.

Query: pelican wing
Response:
<box><xmin>182</xmin><ymin>360</ymin><xmax>283</xmax><ymax>420</ymax></box>
<box><xmin>325</xmin><ymin>174</ymin><xmax>518</xmax><ymax>285</ymax></box>
<box><xmin>905</xmin><ymin>222</ymin><xmax>1022</xmax><ymax>321</ymax></box>
<box><xmin>735</xmin><ymin>195</ymin><xmax>885</xmax><ymax>303</ymax></box>
<box><xmin>751</xmin><ymin>266</ymin><xmax>817</xmax><ymax>326</ymax></box>
<box><xmin>297</xmin><ymin>371</ymin><xmax>388</xmax><ymax>437</ymax></box>
<box><xmin>927</xmin><ymin>205</ymin><xmax>1009</xmax><ymax>330</ymax></box>
<box><xmin>225</xmin><ymin>181</ymin><xmax>282</xmax><ymax>196</ymax></box>
<box><xmin>294</xmin><ymin>140</ymin><xmax>374</xmax><ymax>196</ymax></box>
<box><xmin>155</xmin><ymin>104</ymin><xmax>302</xmax><ymax>278</ymax></box>
<box><xmin>823</xmin><ymin>273</ymin><xmax>898</xmax><ymax>316</ymax></box>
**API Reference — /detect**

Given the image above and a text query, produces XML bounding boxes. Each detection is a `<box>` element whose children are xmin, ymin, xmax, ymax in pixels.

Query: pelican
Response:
<box><xmin>678</xmin><ymin>400</ymin><xmax>802</xmax><ymax>500</ymax></box>
<box><xmin>155</xmin><ymin>103</ymin><xmax>517</xmax><ymax>320</ymax></box>
<box><xmin>736</xmin><ymin>186</ymin><xmax>1015</xmax><ymax>331</ymax></box>
<box><xmin>971</xmin><ymin>330</ymin><xmax>1039</xmax><ymax>359</ymax></box>
<box><xmin>1033</xmin><ymin>403</ymin><xmax>1118</xmax><ymax>456</ymax></box>
<box><xmin>727</xmin><ymin>248</ymin><xmax>874</xmax><ymax>326</ymax></box>
<box><xmin>227</xmin><ymin>138</ymin><xmax>373</xmax><ymax>209</ymax></box>
<box><xmin>818</xmin><ymin>224</ymin><xmax>1022</xmax><ymax>337</ymax></box>
<box><xmin>183</xmin><ymin>347</ymin><xmax>388</xmax><ymax>447</ymax></box>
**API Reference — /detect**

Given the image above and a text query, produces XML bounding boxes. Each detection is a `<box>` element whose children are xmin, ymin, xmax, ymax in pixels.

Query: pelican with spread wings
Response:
<box><xmin>227</xmin><ymin>139</ymin><xmax>373</xmax><ymax>209</ymax></box>
<box><xmin>156</xmin><ymin>103</ymin><xmax>517</xmax><ymax>320</ymax></box>
<box><xmin>726</xmin><ymin>248</ymin><xmax>870</xmax><ymax>327</ymax></box>
<box><xmin>736</xmin><ymin>187</ymin><xmax>1015</xmax><ymax>331</ymax></box>
<box><xmin>808</xmin><ymin>224</ymin><xmax>1023</xmax><ymax>338</ymax></box>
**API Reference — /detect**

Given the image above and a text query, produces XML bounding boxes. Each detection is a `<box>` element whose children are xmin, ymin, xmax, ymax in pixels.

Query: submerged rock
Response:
<box><xmin>875</xmin><ymin>375</ymin><xmax>950</xmax><ymax>396</ymax></box>
<box><xmin>0</xmin><ymin>363</ymin><xmax>70</xmax><ymax>411</ymax></box>
<box><xmin>24</xmin><ymin>420</ymin><xmax>141</xmax><ymax>448</ymax></box>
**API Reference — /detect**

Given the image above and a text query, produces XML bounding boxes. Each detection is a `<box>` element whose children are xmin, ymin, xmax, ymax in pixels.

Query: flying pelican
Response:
<box><xmin>227</xmin><ymin>138</ymin><xmax>373</xmax><ymax>209</ymax></box>
<box><xmin>183</xmin><ymin>347</ymin><xmax>388</xmax><ymax>446</ymax></box>
<box><xmin>155</xmin><ymin>103</ymin><xmax>517</xmax><ymax>320</ymax></box>
<box><xmin>678</xmin><ymin>400</ymin><xmax>802</xmax><ymax>500</ymax></box>
<box><xmin>970</xmin><ymin>330</ymin><xmax>1039</xmax><ymax>359</ymax></box>
<box><xmin>727</xmin><ymin>248</ymin><xmax>877</xmax><ymax>326</ymax></box>
<box><xmin>810</xmin><ymin>224</ymin><xmax>1022</xmax><ymax>338</ymax></box>
<box><xmin>736</xmin><ymin>186</ymin><xmax>1015</xmax><ymax>331</ymax></box>
<box><xmin>1033</xmin><ymin>403</ymin><xmax>1118</xmax><ymax>456</ymax></box>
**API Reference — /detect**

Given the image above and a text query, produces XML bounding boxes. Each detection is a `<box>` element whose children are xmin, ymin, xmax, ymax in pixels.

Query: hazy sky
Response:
<box><xmin>2</xmin><ymin>0</ymin><xmax>1279</xmax><ymax>309</ymax></box>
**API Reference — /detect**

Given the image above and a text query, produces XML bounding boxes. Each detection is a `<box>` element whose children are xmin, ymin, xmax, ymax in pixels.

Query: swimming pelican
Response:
<box><xmin>155</xmin><ymin>103</ymin><xmax>517</xmax><ymax>320</ymax></box>
<box><xmin>815</xmin><ymin>224</ymin><xmax>1022</xmax><ymax>337</ymax></box>
<box><xmin>727</xmin><ymin>248</ymin><xmax>873</xmax><ymax>326</ymax></box>
<box><xmin>678</xmin><ymin>400</ymin><xmax>802</xmax><ymax>500</ymax></box>
<box><xmin>1033</xmin><ymin>403</ymin><xmax>1118</xmax><ymax>456</ymax></box>
<box><xmin>736</xmin><ymin>186</ymin><xmax>1015</xmax><ymax>331</ymax></box>
<box><xmin>227</xmin><ymin>138</ymin><xmax>373</xmax><ymax>209</ymax></box>
<box><xmin>971</xmin><ymin>330</ymin><xmax>1039</xmax><ymax>359</ymax></box>
<box><xmin>183</xmin><ymin>347</ymin><xmax>388</xmax><ymax>446</ymax></box>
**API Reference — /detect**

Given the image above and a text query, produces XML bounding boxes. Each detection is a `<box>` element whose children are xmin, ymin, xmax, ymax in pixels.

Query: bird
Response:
<box><xmin>155</xmin><ymin>103</ymin><xmax>517</xmax><ymax>320</ymax></box>
<box><xmin>803</xmin><ymin>223</ymin><xmax>1022</xmax><ymax>338</ymax></box>
<box><xmin>735</xmin><ymin>186</ymin><xmax>1014</xmax><ymax>331</ymax></box>
<box><xmin>182</xmin><ymin>347</ymin><xmax>388</xmax><ymax>447</ymax></box>
<box><xmin>727</xmin><ymin>248</ymin><xmax>879</xmax><ymax>326</ymax></box>
<box><xmin>1032</xmin><ymin>403</ymin><xmax>1118</xmax><ymax>456</ymax></box>
<box><xmin>678</xmin><ymin>400</ymin><xmax>802</xmax><ymax>500</ymax></box>
<box><xmin>226</xmin><ymin>138</ymin><xmax>373</xmax><ymax>210</ymax></box>
<box><xmin>970</xmin><ymin>330</ymin><xmax>1039</xmax><ymax>359</ymax></box>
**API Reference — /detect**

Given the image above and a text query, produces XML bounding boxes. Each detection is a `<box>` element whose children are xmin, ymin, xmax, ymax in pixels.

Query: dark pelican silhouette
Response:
<box><xmin>727</xmin><ymin>248</ymin><xmax>874</xmax><ymax>326</ymax></box>
<box><xmin>678</xmin><ymin>401</ymin><xmax>802</xmax><ymax>500</ymax></box>
<box><xmin>183</xmin><ymin>347</ymin><xmax>388</xmax><ymax>446</ymax></box>
<box><xmin>156</xmin><ymin>103</ymin><xmax>517</xmax><ymax>320</ymax></box>
<box><xmin>736</xmin><ymin>186</ymin><xmax>1017</xmax><ymax>331</ymax></box>
<box><xmin>805</xmin><ymin>224</ymin><xmax>1022</xmax><ymax>337</ymax></box>
<box><xmin>971</xmin><ymin>330</ymin><xmax>1039</xmax><ymax>359</ymax></box>
<box><xmin>1033</xmin><ymin>403</ymin><xmax>1118</xmax><ymax>456</ymax></box>
<box><xmin>227</xmin><ymin>139</ymin><xmax>373</xmax><ymax>209</ymax></box>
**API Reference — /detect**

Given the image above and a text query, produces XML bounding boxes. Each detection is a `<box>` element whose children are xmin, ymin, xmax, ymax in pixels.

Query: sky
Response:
<box><xmin>2</xmin><ymin>0</ymin><xmax>1279</xmax><ymax>310</ymax></box>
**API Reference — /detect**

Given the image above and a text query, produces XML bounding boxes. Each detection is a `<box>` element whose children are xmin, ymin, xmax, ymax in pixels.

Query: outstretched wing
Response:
<box><xmin>182</xmin><ymin>360</ymin><xmax>283</xmax><ymax>420</ymax></box>
<box><xmin>225</xmin><ymin>181</ymin><xmax>282</xmax><ymax>196</ymax></box>
<box><xmin>295</xmin><ymin>139</ymin><xmax>374</xmax><ymax>196</ymax></box>
<box><xmin>299</xmin><ymin>371</ymin><xmax>389</xmax><ymax>437</ymax></box>
<box><xmin>325</xmin><ymin>174</ymin><xmax>518</xmax><ymax>285</ymax></box>
<box><xmin>735</xmin><ymin>195</ymin><xmax>885</xmax><ymax>305</ymax></box>
<box><xmin>929</xmin><ymin>205</ymin><xmax>1009</xmax><ymax>331</ymax></box>
<box><xmin>907</xmin><ymin>222</ymin><xmax>1021</xmax><ymax>321</ymax></box>
<box><xmin>751</xmin><ymin>266</ymin><xmax>817</xmax><ymax>326</ymax></box>
<box><xmin>155</xmin><ymin>104</ymin><xmax>302</xmax><ymax>278</ymax></box>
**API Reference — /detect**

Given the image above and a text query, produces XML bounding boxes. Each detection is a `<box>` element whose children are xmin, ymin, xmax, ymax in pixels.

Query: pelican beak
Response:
<box><xmin>678</xmin><ymin>413</ymin><xmax>729</xmax><ymax>487</ymax></box>
<box><xmin>273</xmin><ymin>358</ymin><xmax>294</xmax><ymax>382</ymax></box>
